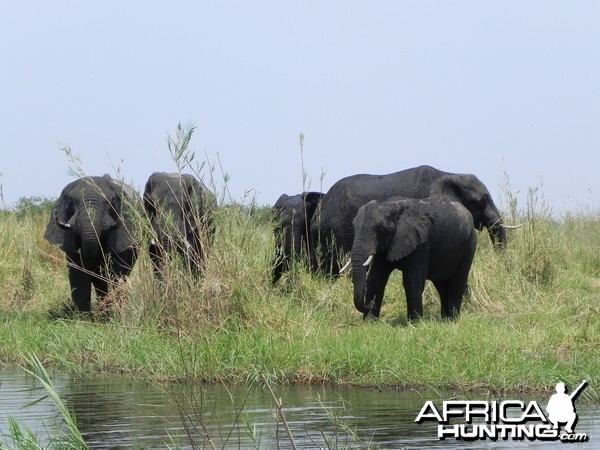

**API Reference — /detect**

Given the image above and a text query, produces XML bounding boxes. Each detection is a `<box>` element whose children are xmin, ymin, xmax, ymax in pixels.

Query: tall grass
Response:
<box><xmin>0</xmin><ymin>126</ymin><xmax>598</xmax><ymax>398</ymax></box>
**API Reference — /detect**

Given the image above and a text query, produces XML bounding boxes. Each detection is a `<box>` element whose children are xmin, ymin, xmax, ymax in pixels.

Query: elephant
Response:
<box><xmin>311</xmin><ymin>165</ymin><xmax>513</xmax><ymax>275</ymax></box>
<box><xmin>44</xmin><ymin>174</ymin><xmax>139</xmax><ymax>315</ymax></box>
<box><xmin>143</xmin><ymin>172</ymin><xmax>217</xmax><ymax>276</ymax></box>
<box><xmin>272</xmin><ymin>191</ymin><xmax>324</xmax><ymax>283</ymax></box>
<box><xmin>351</xmin><ymin>195</ymin><xmax>477</xmax><ymax>321</ymax></box>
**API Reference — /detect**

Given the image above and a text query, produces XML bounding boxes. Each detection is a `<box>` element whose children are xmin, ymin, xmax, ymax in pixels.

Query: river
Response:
<box><xmin>0</xmin><ymin>367</ymin><xmax>597</xmax><ymax>449</ymax></box>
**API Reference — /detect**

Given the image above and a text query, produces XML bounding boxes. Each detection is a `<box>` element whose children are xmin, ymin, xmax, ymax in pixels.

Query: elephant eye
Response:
<box><xmin>109</xmin><ymin>197</ymin><xmax>121</xmax><ymax>215</ymax></box>
<box><xmin>144</xmin><ymin>196</ymin><xmax>158</xmax><ymax>216</ymax></box>
<box><xmin>65</xmin><ymin>198</ymin><xmax>75</xmax><ymax>214</ymax></box>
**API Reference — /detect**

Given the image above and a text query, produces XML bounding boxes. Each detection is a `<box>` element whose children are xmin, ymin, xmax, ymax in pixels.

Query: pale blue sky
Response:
<box><xmin>2</xmin><ymin>1</ymin><xmax>598</xmax><ymax>213</ymax></box>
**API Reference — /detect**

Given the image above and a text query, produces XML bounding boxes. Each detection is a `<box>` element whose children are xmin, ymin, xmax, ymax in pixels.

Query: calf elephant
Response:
<box><xmin>44</xmin><ymin>174</ymin><xmax>139</xmax><ymax>315</ymax></box>
<box><xmin>272</xmin><ymin>191</ymin><xmax>324</xmax><ymax>283</ymax></box>
<box><xmin>143</xmin><ymin>172</ymin><xmax>217</xmax><ymax>275</ymax></box>
<box><xmin>352</xmin><ymin>196</ymin><xmax>477</xmax><ymax>321</ymax></box>
<box><xmin>311</xmin><ymin>165</ymin><xmax>513</xmax><ymax>275</ymax></box>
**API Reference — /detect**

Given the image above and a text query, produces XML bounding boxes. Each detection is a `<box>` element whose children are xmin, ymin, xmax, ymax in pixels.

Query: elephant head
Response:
<box><xmin>44</xmin><ymin>174</ymin><xmax>137</xmax><ymax>268</ymax></box>
<box><xmin>143</xmin><ymin>172</ymin><xmax>217</xmax><ymax>272</ymax></box>
<box><xmin>272</xmin><ymin>191</ymin><xmax>324</xmax><ymax>283</ymax></box>
<box><xmin>351</xmin><ymin>199</ymin><xmax>432</xmax><ymax>314</ymax></box>
<box><xmin>429</xmin><ymin>173</ymin><xmax>506</xmax><ymax>247</ymax></box>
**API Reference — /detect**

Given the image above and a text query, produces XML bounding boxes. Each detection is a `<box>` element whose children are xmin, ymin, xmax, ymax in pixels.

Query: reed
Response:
<box><xmin>0</xmin><ymin>354</ymin><xmax>88</xmax><ymax>449</ymax></box>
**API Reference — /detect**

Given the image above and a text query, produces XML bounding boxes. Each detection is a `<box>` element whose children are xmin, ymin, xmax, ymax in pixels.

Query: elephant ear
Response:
<box><xmin>302</xmin><ymin>192</ymin><xmax>324</xmax><ymax>220</ymax></box>
<box><xmin>43</xmin><ymin>180</ymin><xmax>79</xmax><ymax>250</ymax></box>
<box><xmin>143</xmin><ymin>173</ymin><xmax>159</xmax><ymax>217</ymax></box>
<box><xmin>430</xmin><ymin>174</ymin><xmax>492</xmax><ymax>228</ymax></box>
<box><xmin>104</xmin><ymin>177</ymin><xmax>139</xmax><ymax>254</ymax></box>
<box><xmin>387</xmin><ymin>201</ymin><xmax>433</xmax><ymax>262</ymax></box>
<box><xmin>182</xmin><ymin>174</ymin><xmax>205</xmax><ymax>217</ymax></box>
<box><xmin>182</xmin><ymin>174</ymin><xmax>219</xmax><ymax>236</ymax></box>
<box><xmin>430</xmin><ymin>174</ymin><xmax>487</xmax><ymax>209</ymax></box>
<box><xmin>430</xmin><ymin>174</ymin><xmax>464</xmax><ymax>200</ymax></box>
<box><xmin>273</xmin><ymin>194</ymin><xmax>290</xmax><ymax>212</ymax></box>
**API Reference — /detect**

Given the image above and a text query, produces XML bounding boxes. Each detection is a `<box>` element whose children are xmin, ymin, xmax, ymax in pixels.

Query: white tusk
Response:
<box><xmin>54</xmin><ymin>210</ymin><xmax>71</xmax><ymax>229</ymax></box>
<box><xmin>363</xmin><ymin>254</ymin><xmax>374</xmax><ymax>267</ymax></box>
<box><xmin>501</xmin><ymin>223</ymin><xmax>524</xmax><ymax>230</ymax></box>
<box><xmin>338</xmin><ymin>259</ymin><xmax>352</xmax><ymax>274</ymax></box>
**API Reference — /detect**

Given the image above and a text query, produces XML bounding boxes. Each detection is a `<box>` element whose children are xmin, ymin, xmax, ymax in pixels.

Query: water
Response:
<box><xmin>0</xmin><ymin>367</ymin><xmax>598</xmax><ymax>449</ymax></box>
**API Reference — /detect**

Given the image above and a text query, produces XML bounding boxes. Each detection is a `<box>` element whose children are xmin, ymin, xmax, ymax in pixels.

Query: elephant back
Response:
<box><xmin>420</xmin><ymin>195</ymin><xmax>476</xmax><ymax>254</ymax></box>
<box><xmin>316</xmin><ymin>166</ymin><xmax>445</xmax><ymax>246</ymax></box>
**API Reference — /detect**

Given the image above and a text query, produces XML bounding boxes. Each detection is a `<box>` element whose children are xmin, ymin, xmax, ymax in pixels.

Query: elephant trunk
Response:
<box><xmin>272</xmin><ymin>223</ymin><xmax>293</xmax><ymax>283</ymax></box>
<box><xmin>482</xmin><ymin>206</ymin><xmax>507</xmax><ymax>248</ymax></box>
<box><xmin>158</xmin><ymin>229</ymin><xmax>172</xmax><ymax>253</ymax></box>
<box><xmin>151</xmin><ymin>215</ymin><xmax>180</xmax><ymax>254</ymax></box>
<box><xmin>291</xmin><ymin>213</ymin><xmax>306</xmax><ymax>260</ymax></box>
<box><xmin>488</xmin><ymin>220</ymin><xmax>507</xmax><ymax>248</ymax></box>
<box><xmin>77</xmin><ymin>205</ymin><xmax>105</xmax><ymax>268</ymax></box>
<box><xmin>351</xmin><ymin>247</ymin><xmax>373</xmax><ymax>315</ymax></box>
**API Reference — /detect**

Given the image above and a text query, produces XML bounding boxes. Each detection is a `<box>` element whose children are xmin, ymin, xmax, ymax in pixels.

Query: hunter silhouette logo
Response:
<box><xmin>546</xmin><ymin>380</ymin><xmax>587</xmax><ymax>434</ymax></box>
<box><xmin>415</xmin><ymin>380</ymin><xmax>589</xmax><ymax>442</ymax></box>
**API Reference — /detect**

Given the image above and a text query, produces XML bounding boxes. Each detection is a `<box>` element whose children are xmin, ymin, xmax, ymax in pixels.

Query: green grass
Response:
<box><xmin>0</xmin><ymin>192</ymin><xmax>599</xmax><ymax>398</ymax></box>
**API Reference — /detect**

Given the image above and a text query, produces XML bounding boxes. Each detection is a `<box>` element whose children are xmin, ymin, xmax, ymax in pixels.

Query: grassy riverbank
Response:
<box><xmin>0</xmin><ymin>193</ymin><xmax>599</xmax><ymax>397</ymax></box>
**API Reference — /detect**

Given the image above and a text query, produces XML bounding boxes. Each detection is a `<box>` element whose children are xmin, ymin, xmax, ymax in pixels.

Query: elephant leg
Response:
<box><xmin>328</xmin><ymin>241</ymin><xmax>342</xmax><ymax>277</ymax></box>
<box><xmin>272</xmin><ymin>257</ymin><xmax>286</xmax><ymax>284</ymax></box>
<box><xmin>112</xmin><ymin>248</ymin><xmax>137</xmax><ymax>279</ymax></box>
<box><xmin>446</xmin><ymin>271</ymin><xmax>471</xmax><ymax>320</ymax></box>
<box><xmin>433</xmin><ymin>280</ymin><xmax>456</xmax><ymax>319</ymax></box>
<box><xmin>92</xmin><ymin>271</ymin><xmax>115</xmax><ymax>317</ymax></box>
<box><xmin>436</xmin><ymin>257</ymin><xmax>473</xmax><ymax>320</ymax></box>
<box><xmin>364</xmin><ymin>261</ymin><xmax>393</xmax><ymax>318</ymax></box>
<box><xmin>68</xmin><ymin>266</ymin><xmax>92</xmax><ymax>312</ymax></box>
<box><xmin>92</xmin><ymin>272</ymin><xmax>109</xmax><ymax>300</ymax></box>
<box><xmin>185</xmin><ymin>253</ymin><xmax>195</xmax><ymax>274</ymax></box>
<box><xmin>398</xmin><ymin>248</ymin><xmax>429</xmax><ymax>321</ymax></box>
<box><xmin>185</xmin><ymin>251</ymin><xmax>199</xmax><ymax>275</ymax></box>
<box><xmin>179</xmin><ymin>244</ymin><xmax>199</xmax><ymax>275</ymax></box>
<box><xmin>438</xmin><ymin>277</ymin><xmax>467</xmax><ymax>320</ymax></box>
<box><xmin>272</xmin><ymin>231</ymin><xmax>290</xmax><ymax>283</ymax></box>
<box><xmin>191</xmin><ymin>234</ymin><xmax>208</xmax><ymax>275</ymax></box>
<box><xmin>446</xmin><ymin>247</ymin><xmax>476</xmax><ymax>319</ymax></box>
<box><xmin>102</xmin><ymin>250</ymin><xmax>136</xmax><ymax>316</ymax></box>
<box><xmin>308</xmin><ymin>233</ymin><xmax>320</xmax><ymax>275</ymax></box>
<box><xmin>193</xmin><ymin>235</ymin><xmax>206</xmax><ymax>273</ymax></box>
<box><xmin>402</xmin><ymin>269</ymin><xmax>427</xmax><ymax>321</ymax></box>
<box><xmin>149</xmin><ymin>243</ymin><xmax>165</xmax><ymax>277</ymax></box>
<box><xmin>317</xmin><ymin>232</ymin><xmax>341</xmax><ymax>277</ymax></box>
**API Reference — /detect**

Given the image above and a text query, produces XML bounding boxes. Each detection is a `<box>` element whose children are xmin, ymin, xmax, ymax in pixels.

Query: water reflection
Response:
<box><xmin>0</xmin><ymin>367</ymin><xmax>597</xmax><ymax>449</ymax></box>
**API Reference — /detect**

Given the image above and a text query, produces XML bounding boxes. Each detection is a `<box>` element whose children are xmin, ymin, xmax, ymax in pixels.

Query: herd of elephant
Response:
<box><xmin>44</xmin><ymin>172</ymin><xmax>217</xmax><ymax>317</ymax></box>
<box><xmin>272</xmin><ymin>165</ymin><xmax>521</xmax><ymax>321</ymax></box>
<box><xmin>44</xmin><ymin>165</ymin><xmax>519</xmax><ymax>321</ymax></box>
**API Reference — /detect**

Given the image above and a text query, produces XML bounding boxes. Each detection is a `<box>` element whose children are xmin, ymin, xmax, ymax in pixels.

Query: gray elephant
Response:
<box><xmin>272</xmin><ymin>191</ymin><xmax>324</xmax><ymax>283</ymax></box>
<box><xmin>143</xmin><ymin>172</ymin><xmax>217</xmax><ymax>275</ymax></box>
<box><xmin>352</xmin><ymin>196</ymin><xmax>477</xmax><ymax>321</ymax></box>
<box><xmin>44</xmin><ymin>174</ymin><xmax>139</xmax><ymax>315</ymax></box>
<box><xmin>311</xmin><ymin>165</ymin><xmax>512</xmax><ymax>275</ymax></box>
